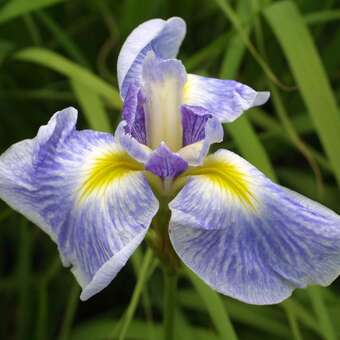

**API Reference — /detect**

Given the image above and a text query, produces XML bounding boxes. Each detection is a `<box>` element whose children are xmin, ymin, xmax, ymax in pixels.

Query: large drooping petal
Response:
<box><xmin>183</xmin><ymin>74</ymin><xmax>270</xmax><ymax>122</ymax></box>
<box><xmin>169</xmin><ymin>149</ymin><xmax>340</xmax><ymax>304</ymax></box>
<box><xmin>117</xmin><ymin>17</ymin><xmax>186</xmax><ymax>98</ymax></box>
<box><xmin>0</xmin><ymin>108</ymin><xmax>159</xmax><ymax>300</ymax></box>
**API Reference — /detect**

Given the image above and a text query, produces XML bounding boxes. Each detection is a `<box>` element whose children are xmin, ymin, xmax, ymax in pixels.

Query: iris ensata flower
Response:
<box><xmin>1</xmin><ymin>17</ymin><xmax>340</xmax><ymax>305</ymax></box>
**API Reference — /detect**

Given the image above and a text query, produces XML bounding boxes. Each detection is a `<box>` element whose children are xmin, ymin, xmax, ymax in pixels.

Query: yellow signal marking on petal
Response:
<box><xmin>186</xmin><ymin>157</ymin><xmax>256</xmax><ymax>209</ymax></box>
<box><xmin>79</xmin><ymin>150</ymin><xmax>143</xmax><ymax>201</ymax></box>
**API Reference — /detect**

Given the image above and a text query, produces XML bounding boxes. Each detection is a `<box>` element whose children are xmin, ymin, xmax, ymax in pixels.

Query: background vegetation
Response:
<box><xmin>1</xmin><ymin>0</ymin><xmax>340</xmax><ymax>339</ymax></box>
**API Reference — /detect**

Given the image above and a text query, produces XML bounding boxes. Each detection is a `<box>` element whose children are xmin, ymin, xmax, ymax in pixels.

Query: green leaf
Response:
<box><xmin>114</xmin><ymin>248</ymin><xmax>154</xmax><ymax>340</ymax></box>
<box><xmin>226</xmin><ymin>115</ymin><xmax>276</xmax><ymax>180</ymax></box>
<box><xmin>14</xmin><ymin>48</ymin><xmax>122</xmax><ymax>109</ymax></box>
<box><xmin>264</xmin><ymin>1</ymin><xmax>340</xmax><ymax>187</ymax></box>
<box><xmin>219</xmin><ymin>0</ymin><xmax>276</xmax><ymax>181</ymax></box>
<box><xmin>72</xmin><ymin>319</ymin><xmax>162</xmax><ymax>340</ymax></box>
<box><xmin>249</xmin><ymin>108</ymin><xmax>332</xmax><ymax>174</ymax></box>
<box><xmin>277</xmin><ymin>167</ymin><xmax>340</xmax><ymax>212</ymax></box>
<box><xmin>281</xmin><ymin>298</ymin><xmax>320</xmax><ymax>335</ymax></box>
<box><xmin>71</xmin><ymin>319</ymin><xmax>220</xmax><ymax>340</ymax></box>
<box><xmin>185</xmin><ymin>32</ymin><xmax>229</xmax><ymax>72</ymax></box>
<box><xmin>175</xmin><ymin>309</ymin><xmax>195</xmax><ymax>340</ymax></box>
<box><xmin>36</xmin><ymin>11</ymin><xmax>90</xmax><ymax>67</ymax></box>
<box><xmin>0</xmin><ymin>208</ymin><xmax>12</xmax><ymax>223</ymax></box>
<box><xmin>0</xmin><ymin>0</ymin><xmax>64</xmax><ymax>24</ymax></box>
<box><xmin>0</xmin><ymin>39</ymin><xmax>15</xmax><ymax>64</ymax></box>
<box><xmin>282</xmin><ymin>301</ymin><xmax>304</xmax><ymax>340</ymax></box>
<box><xmin>179</xmin><ymin>289</ymin><xmax>290</xmax><ymax>338</ymax></box>
<box><xmin>304</xmin><ymin>9</ymin><xmax>340</xmax><ymax>25</ymax></box>
<box><xmin>71</xmin><ymin>80</ymin><xmax>112</xmax><ymax>132</ymax></box>
<box><xmin>308</xmin><ymin>286</ymin><xmax>336</xmax><ymax>340</ymax></box>
<box><xmin>215</xmin><ymin>0</ymin><xmax>290</xmax><ymax>90</ymax></box>
<box><xmin>185</xmin><ymin>268</ymin><xmax>238</xmax><ymax>340</ymax></box>
<box><xmin>57</xmin><ymin>282</ymin><xmax>81</xmax><ymax>340</ymax></box>
<box><xmin>17</xmin><ymin>219</ymin><xmax>32</xmax><ymax>340</ymax></box>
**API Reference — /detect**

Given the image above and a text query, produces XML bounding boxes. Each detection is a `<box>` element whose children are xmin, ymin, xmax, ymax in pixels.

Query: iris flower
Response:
<box><xmin>1</xmin><ymin>17</ymin><xmax>340</xmax><ymax>305</ymax></box>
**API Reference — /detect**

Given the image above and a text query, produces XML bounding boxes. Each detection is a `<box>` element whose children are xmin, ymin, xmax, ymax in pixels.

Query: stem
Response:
<box><xmin>57</xmin><ymin>282</ymin><xmax>81</xmax><ymax>340</ymax></box>
<box><xmin>283</xmin><ymin>301</ymin><xmax>303</xmax><ymax>340</ymax></box>
<box><xmin>163</xmin><ymin>269</ymin><xmax>177</xmax><ymax>340</ymax></box>
<box><xmin>115</xmin><ymin>248</ymin><xmax>154</xmax><ymax>340</ymax></box>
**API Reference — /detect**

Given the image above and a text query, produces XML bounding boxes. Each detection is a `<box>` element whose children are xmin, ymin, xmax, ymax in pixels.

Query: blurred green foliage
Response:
<box><xmin>1</xmin><ymin>0</ymin><xmax>340</xmax><ymax>339</ymax></box>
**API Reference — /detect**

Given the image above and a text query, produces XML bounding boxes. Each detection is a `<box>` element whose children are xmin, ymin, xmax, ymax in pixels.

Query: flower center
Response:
<box><xmin>142</xmin><ymin>55</ymin><xmax>186</xmax><ymax>152</ymax></box>
<box><xmin>145</xmin><ymin>76</ymin><xmax>183</xmax><ymax>151</ymax></box>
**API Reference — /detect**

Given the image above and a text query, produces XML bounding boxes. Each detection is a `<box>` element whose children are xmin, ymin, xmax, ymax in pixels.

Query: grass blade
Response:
<box><xmin>179</xmin><ymin>289</ymin><xmax>290</xmax><ymax>338</ymax></box>
<box><xmin>220</xmin><ymin>0</ymin><xmax>276</xmax><ymax>181</ymax></box>
<box><xmin>36</xmin><ymin>11</ymin><xmax>90</xmax><ymax>67</ymax></box>
<box><xmin>226</xmin><ymin>115</ymin><xmax>276</xmax><ymax>180</ymax></box>
<box><xmin>308</xmin><ymin>286</ymin><xmax>336</xmax><ymax>340</ymax></box>
<box><xmin>0</xmin><ymin>0</ymin><xmax>63</xmax><ymax>24</ymax></box>
<box><xmin>71</xmin><ymin>80</ymin><xmax>112</xmax><ymax>132</ymax></box>
<box><xmin>185</xmin><ymin>32</ymin><xmax>229</xmax><ymax>72</ymax></box>
<box><xmin>304</xmin><ymin>9</ymin><xmax>340</xmax><ymax>25</ymax></box>
<box><xmin>16</xmin><ymin>219</ymin><xmax>32</xmax><ymax>340</ymax></box>
<box><xmin>280</xmin><ymin>298</ymin><xmax>320</xmax><ymax>335</ymax></box>
<box><xmin>282</xmin><ymin>301</ymin><xmax>304</xmax><ymax>340</ymax></box>
<box><xmin>14</xmin><ymin>48</ymin><xmax>122</xmax><ymax>109</ymax></box>
<box><xmin>35</xmin><ymin>282</ymin><xmax>48</xmax><ymax>340</ymax></box>
<box><xmin>215</xmin><ymin>0</ymin><xmax>292</xmax><ymax>90</ymax></box>
<box><xmin>57</xmin><ymin>283</ymin><xmax>81</xmax><ymax>340</ymax></box>
<box><xmin>113</xmin><ymin>248</ymin><xmax>154</xmax><ymax>340</ymax></box>
<box><xmin>264</xmin><ymin>1</ymin><xmax>340</xmax><ymax>187</ymax></box>
<box><xmin>185</xmin><ymin>268</ymin><xmax>238</xmax><ymax>340</ymax></box>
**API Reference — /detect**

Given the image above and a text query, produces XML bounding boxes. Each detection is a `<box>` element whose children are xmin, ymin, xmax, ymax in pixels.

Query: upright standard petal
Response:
<box><xmin>117</xmin><ymin>17</ymin><xmax>186</xmax><ymax>97</ymax></box>
<box><xmin>116</xmin><ymin>85</ymin><xmax>190</xmax><ymax>180</ymax></box>
<box><xmin>181</xmin><ymin>105</ymin><xmax>211</xmax><ymax>146</ymax></box>
<box><xmin>142</xmin><ymin>54</ymin><xmax>186</xmax><ymax>151</ymax></box>
<box><xmin>0</xmin><ymin>108</ymin><xmax>159</xmax><ymax>300</ymax></box>
<box><xmin>122</xmin><ymin>84</ymin><xmax>147</xmax><ymax>145</ymax></box>
<box><xmin>183</xmin><ymin>74</ymin><xmax>270</xmax><ymax>122</ymax></box>
<box><xmin>178</xmin><ymin>111</ymin><xmax>223</xmax><ymax>166</ymax></box>
<box><xmin>169</xmin><ymin>149</ymin><xmax>340</xmax><ymax>304</ymax></box>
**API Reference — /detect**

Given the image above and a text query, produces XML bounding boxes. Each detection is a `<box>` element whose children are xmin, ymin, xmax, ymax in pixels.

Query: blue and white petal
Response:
<box><xmin>0</xmin><ymin>108</ymin><xmax>159</xmax><ymax>300</ymax></box>
<box><xmin>169</xmin><ymin>149</ymin><xmax>340</xmax><ymax>304</ymax></box>
<box><xmin>181</xmin><ymin>105</ymin><xmax>211</xmax><ymax>146</ymax></box>
<box><xmin>142</xmin><ymin>53</ymin><xmax>186</xmax><ymax>151</ymax></box>
<box><xmin>114</xmin><ymin>120</ymin><xmax>152</xmax><ymax>164</ymax></box>
<box><xmin>178</xmin><ymin>111</ymin><xmax>223</xmax><ymax>166</ymax></box>
<box><xmin>145</xmin><ymin>142</ymin><xmax>188</xmax><ymax>179</ymax></box>
<box><xmin>183</xmin><ymin>74</ymin><xmax>270</xmax><ymax>122</ymax></box>
<box><xmin>117</xmin><ymin>17</ymin><xmax>186</xmax><ymax>98</ymax></box>
<box><xmin>122</xmin><ymin>84</ymin><xmax>147</xmax><ymax>145</ymax></box>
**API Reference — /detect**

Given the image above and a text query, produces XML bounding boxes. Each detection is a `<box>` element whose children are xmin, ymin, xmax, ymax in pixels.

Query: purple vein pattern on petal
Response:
<box><xmin>0</xmin><ymin>108</ymin><xmax>159</xmax><ymax>300</ymax></box>
<box><xmin>183</xmin><ymin>74</ymin><xmax>270</xmax><ymax>122</ymax></box>
<box><xmin>181</xmin><ymin>105</ymin><xmax>211</xmax><ymax>146</ymax></box>
<box><xmin>169</xmin><ymin>149</ymin><xmax>340</xmax><ymax>304</ymax></box>
<box><xmin>178</xmin><ymin>111</ymin><xmax>223</xmax><ymax>166</ymax></box>
<box><xmin>122</xmin><ymin>84</ymin><xmax>147</xmax><ymax>145</ymax></box>
<box><xmin>145</xmin><ymin>142</ymin><xmax>188</xmax><ymax>179</ymax></box>
<box><xmin>117</xmin><ymin>17</ymin><xmax>186</xmax><ymax>98</ymax></box>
